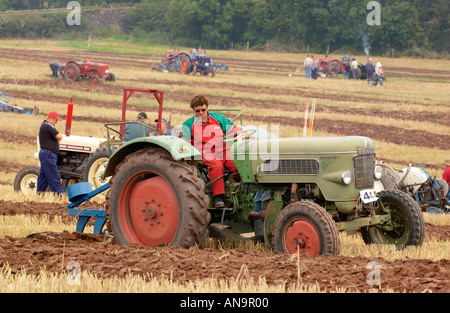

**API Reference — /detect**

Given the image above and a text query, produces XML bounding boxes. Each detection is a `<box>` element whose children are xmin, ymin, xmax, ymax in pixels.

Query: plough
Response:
<box><xmin>67</xmin><ymin>182</ymin><xmax>110</xmax><ymax>234</ymax></box>
<box><xmin>0</xmin><ymin>90</ymin><xmax>39</xmax><ymax>115</ymax></box>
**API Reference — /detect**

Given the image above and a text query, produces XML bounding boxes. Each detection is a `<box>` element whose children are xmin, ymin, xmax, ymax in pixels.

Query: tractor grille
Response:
<box><xmin>353</xmin><ymin>149</ymin><xmax>375</xmax><ymax>189</ymax></box>
<box><xmin>263</xmin><ymin>159</ymin><xmax>319</xmax><ymax>175</ymax></box>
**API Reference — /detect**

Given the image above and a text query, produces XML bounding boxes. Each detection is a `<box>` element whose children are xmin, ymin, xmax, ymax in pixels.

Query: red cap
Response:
<box><xmin>48</xmin><ymin>111</ymin><xmax>62</xmax><ymax>121</ymax></box>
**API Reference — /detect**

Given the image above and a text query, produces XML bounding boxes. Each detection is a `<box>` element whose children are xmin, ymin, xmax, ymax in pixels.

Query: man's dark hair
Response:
<box><xmin>190</xmin><ymin>95</ymin><xmax>209</xmax><ymax>110</ymax></box>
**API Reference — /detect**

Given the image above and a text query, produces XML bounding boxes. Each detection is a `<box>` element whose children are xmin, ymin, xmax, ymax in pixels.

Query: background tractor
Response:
<box><xmin>155</xmin><ymin>51</ymin><xmax>216</xmax><ymax>77</ymax></box>
<box><xmin>318</xmin><ymin>56</ymin><xmax>363</xmax><ymax>78</ymax></box>
<box><xmin>318</xmin><ymin>57</ymin><xmax>346</xmax><ymax>77</ymax></box>
<box><xmin>14</xmin><ymin>99</ymin><xmax>114</xmax><ymax>195</ymax></box>
<box><xmin>375</xmin><ymin>163</ymin><xmax>449</xmax><ymax>214</ymax></box>
<box><xmin>14</xmin><ymin>88</ymin><xmax>170</xmax><ymax>196</ymax></box>
<box><xmin>63</xmin><ymin>59</ymin><xmax>116</xmax><ymax>84</ymax></box>
<box><xmin>83</xmin><ymin>89</ymin><xmax>426</xmax><ymax>256</ymax></box>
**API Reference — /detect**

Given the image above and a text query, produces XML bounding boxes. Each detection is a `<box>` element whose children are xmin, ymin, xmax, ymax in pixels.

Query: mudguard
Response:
<box><xmin>103</xmin><ymin>136</ymin><xmax>201</xmax><ymax>178</ymax></box>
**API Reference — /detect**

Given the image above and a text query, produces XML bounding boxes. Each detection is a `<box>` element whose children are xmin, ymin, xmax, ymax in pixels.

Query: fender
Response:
<box><xmin>104</xmin><ymin>136</ymin><xmax>201</xmax><ymax>178</ymax></box>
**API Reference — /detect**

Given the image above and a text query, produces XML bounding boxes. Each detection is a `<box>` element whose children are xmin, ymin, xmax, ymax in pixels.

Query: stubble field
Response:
<box><xmin>0</xmin><ymin>39</ymin><xmax>449</xmax><ymax>293</ymax></box>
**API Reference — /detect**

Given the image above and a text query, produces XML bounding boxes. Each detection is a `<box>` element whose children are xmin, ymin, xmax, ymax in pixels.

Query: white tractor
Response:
<box><xmin>13</xmin><ymin>97</ymin><xmax>115</xmax><ymax>195</ymax></box>
<box><xmin>14</xmin><ymin>134</ymin><xmax>112</xmax><ymax>195</ymax></box>
<box><xmin>375</xmin><ymin>162</ymin><xmax>449</xmax><ymax>214</ymax></box>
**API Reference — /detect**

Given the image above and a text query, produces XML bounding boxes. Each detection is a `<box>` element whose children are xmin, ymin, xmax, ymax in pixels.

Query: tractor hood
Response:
<box><xmin>59</xmin><ymin>135</ymin><xmax>107</xmax><ymax>153</ymax></box>
<box><xmin>249</xmin><ymin>136</ymin><xmax>374</xmax><ymax>155</ymax></box>
<box><xmin>233</xmin><ymin>136</ymin><xmax>375</xmax><ymax>184</ymax></box>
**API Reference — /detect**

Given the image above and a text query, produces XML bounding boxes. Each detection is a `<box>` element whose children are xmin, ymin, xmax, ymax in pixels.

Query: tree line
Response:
<box><xmin>0</xmin><ymin>0</ymin><xmax>448</xmax><ymax>56</ymax></box>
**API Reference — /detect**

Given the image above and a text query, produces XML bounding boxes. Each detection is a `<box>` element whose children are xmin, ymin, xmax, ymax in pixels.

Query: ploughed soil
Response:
<box><xmin>0</xmin><ymin>200</ymin><xmax>449</xmax><ymax>293</ymax></box>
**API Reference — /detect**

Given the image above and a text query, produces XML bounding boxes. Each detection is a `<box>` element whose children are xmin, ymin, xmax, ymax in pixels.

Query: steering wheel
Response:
<box><xmin>222</xmin><ymin>128</ymin><xmax>257</xmax><ymax>143</ymax></box>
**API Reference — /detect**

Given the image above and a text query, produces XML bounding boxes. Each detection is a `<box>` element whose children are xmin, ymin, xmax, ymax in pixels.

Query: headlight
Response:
<box><xmin>374</xmin><ymin>166</ymin><xmax>383</xmax><ymax>180</ymax></box>
<box><xmin>105</xmin><ymin>69</ymin><xmax>109</xmax><ymax>73</ymax></box>
<box><xmin>341</xmin><ymin>171</ymin><xmax>352</xmax><ymax>185</ymax></box>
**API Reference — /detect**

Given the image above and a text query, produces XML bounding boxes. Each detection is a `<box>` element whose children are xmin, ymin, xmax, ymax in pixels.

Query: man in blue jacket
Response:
<box><xmin>49</xmin><ymin>61</ymin><xmax>64</xmax><ymax>78</ymax></box>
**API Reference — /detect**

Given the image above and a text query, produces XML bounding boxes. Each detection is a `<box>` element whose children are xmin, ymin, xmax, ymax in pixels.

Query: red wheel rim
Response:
<box><xmin>92</xmin><ymin>77</ymin><xmax>99</xmax><ymax>84</ymax></box>
<box><xmin>118</xmin><ymin>174</ymin><xmax>180</xmax><ymax>246</ymax></box>
<box><xmin>66</xmin><ymin>69</ymin><xmax>74</xmax><ymax>79</ymax></box>
<box><xmin>181</xmin><ymin>61</ymin><xmax>186</xmax><ymax>74</ymax></box>
<box><xmin>282</xmin><ymin>218</ymin><xmax>321</xmax><ymax>255</ymax></box>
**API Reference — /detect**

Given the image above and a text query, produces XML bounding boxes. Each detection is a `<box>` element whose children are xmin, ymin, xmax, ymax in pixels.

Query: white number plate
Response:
<box><xmin>360</xmin><ymin>189</ymin><xmax>378</xmax><ymax>203</ymax></box>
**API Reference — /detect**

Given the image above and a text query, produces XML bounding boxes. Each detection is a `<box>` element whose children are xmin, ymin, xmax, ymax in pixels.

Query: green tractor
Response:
<box><xmin>101</xmin><ymin>89</ymin><xmax>425</xmax><ymax>256</ymax></box>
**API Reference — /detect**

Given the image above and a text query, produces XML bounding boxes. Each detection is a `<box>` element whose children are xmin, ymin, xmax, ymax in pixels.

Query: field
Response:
<box><xmin>0</xmin><ymin>39</ymin><xmax>449</xmax><ymax>294</ymax></box>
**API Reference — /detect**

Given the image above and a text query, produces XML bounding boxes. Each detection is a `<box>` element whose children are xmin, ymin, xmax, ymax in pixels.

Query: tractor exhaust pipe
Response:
<box><xmin>65</xmin><ymin>97</ymin><xmax>73</xmax><ymax>136</ymax></box>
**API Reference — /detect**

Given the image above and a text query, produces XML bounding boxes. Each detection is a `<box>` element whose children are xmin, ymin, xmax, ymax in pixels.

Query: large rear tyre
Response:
<box><xmin>180</xmin><ymin>55</ymin><xmax>192</xmax><ymax>74</ymax></box>
<box><xmin>272</xmin><ymin>201</ymin><xmax>340</xmax><ymax>256</ymax></box>
<box><xmin>14</xmin><ymin>165</ymin><xmax>40</xmax><ymax>195</ymax></box>
<box><xmin>64</xmin><ymin>63</ymin><xmax>81</xmax><ymax>81</ymax></box>
<box><xmin>107</xmin><ymin>147</ymin><xmax>210</xmax><ymax>248</ymax></box>
<box><xmin>361</xmin><ymin>189</ymin><xmax>425</xmax><ymax>248</ymax></box>
<box><xmin>328</xmin><ymin>61</ymin><xmax>341</xmax><ymax>76</ymax></box>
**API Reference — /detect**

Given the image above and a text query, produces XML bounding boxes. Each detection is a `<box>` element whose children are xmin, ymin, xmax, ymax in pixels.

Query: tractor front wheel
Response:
<box><xmin>14</xmin><ymin>165</ymin><xmax>40</xmax><ymax>195</ymax></box>
<box><xmin>106</xmin><ymin>73</ymin><xmax>116</xmax><ymax>82</ymax></box>
<box><xmin>82</xmin><ymin>147</ymin><xmax>114</xmax><ymax>190</ymax></box>
<box><xmin>107</xmin><ymin>147</ymin><xmax>211</xmax><ymax>248</ymax></box>
<box><xmin>91</xmin><ymin>75</ymin><xmax>101</xmax><ymax>84</ymax></box>
<box><xmin>272</xmin><ymin>201</ymin><xmax>340</xmax><ymax>256</ymax></box>
<box><xmin>361</xmin><ymin>189</ymin><xmax>425</xmax><ymax>248</ymax></box>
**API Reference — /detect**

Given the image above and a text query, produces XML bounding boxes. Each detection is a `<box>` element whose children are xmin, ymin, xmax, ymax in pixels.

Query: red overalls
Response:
<box><xmin>191</xmin><ymin>115</ymin><xmax>240</xmax><ymax>196</ymax></box>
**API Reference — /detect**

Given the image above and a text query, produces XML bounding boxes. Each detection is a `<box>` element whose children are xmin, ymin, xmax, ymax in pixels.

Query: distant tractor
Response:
<box><xmin>155</xmin><ymin>51</ymin><xmax>216</xmax><ymax>77</ymax></box>
<box><xmin>318</xmin><ymin>56</ymin><xmax>364</xmax><ymax>79</ymax></box>
<box><xmin>63</xmin><ymin>59</ymin><xmax>116</xmax><ymax>84</ymax></box>
<box><xmin>318</xmin><ymin>57</ymin><xmax>346</xmax><ymax>77</ymax></box>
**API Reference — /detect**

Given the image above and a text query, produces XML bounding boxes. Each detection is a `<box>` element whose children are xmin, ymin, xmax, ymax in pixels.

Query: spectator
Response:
<box><xmin>124</xmin><ymin>112</ymin><xmax>151</xmax><ymax>142</ymax></box>
<box><xmin>190</xmin><ymin>49</ymin><xmax>198</xmax><ymax>61</ymax></box>
<box><xmin>344</xmin><ymin>62</ymin><xmax>351</xmax><ymax>79</ymax></box>
<box><xmin>375</xmin><ymin>59</ymin><xmax>382</xmax><ymax>73</ymax></box>
<box><xmin>311</xmin><ymin>56</ymin><xmax>318</xmax><ymax>80</ymax></box>
<box><xmin>443</xmin><ymin>159</ymin><xmax>450</xmax><ymax>186</ymax></box>
<box><xmin>37</xmin><ymin>111</ymin><xmax>64</xmax><ymax>195</ymax></box>
<box><xmin>365</xmin><ymin>57</ymin><xmax>374</xmax><ymax>84</ymax></box>
<box><xmin>182</xmin><ymin>95</ymin><xmax>248</xmax><ymax>209</ymax></box>
<box><xmin>303</xmin><ymin>55</ymin><xmax>313</xmax><ymax>79</ymax></box>
<box><xmin>153</xmin><ymin>118</ymin><xmax>172</xmax><ymax>136</ymax></box>
<box><xmin>351</xmin><ymin>58</ymin><xmax>358</xmax><ymax>79</ymax></box>
<box><xmin>49</xmin><ymin>61</ymin><xmax>64</xmax><ymax>78</ymax></box>
<box><xmin>373</xmin><ymin>65</ymin><xmax>384</xmax><ymax>86</ymax></box>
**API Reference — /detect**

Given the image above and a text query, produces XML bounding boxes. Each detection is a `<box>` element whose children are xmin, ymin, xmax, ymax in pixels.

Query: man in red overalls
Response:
<box><xmin>182</xmin><ymin>95</ymin><xmax>248</xmax><ymax>209</ymax></box>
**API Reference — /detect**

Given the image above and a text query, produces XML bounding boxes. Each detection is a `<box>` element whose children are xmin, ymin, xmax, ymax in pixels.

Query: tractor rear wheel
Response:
<box><xmin>361</xmin><ymin>189</ymin><xmax>425</xmax><ymax>248</ymax></box>
<box><xmin>64</xmin><ymin>63</ymin><xmax>81</xmax><ymax>81</ymax></box>
<box><xmin>14</xmin><ymin>165</ymin><xmax>40</xmax><ymax>195</ymax></box>
<box><xmin>180</xmin><ymin>55</ymin><xmax>192</xmax><ymax>74</ymax></box>
<box><xmin>272</xmin><ymin>201</ymin><xmax>340</xmax><ymax>256</ymax></box>
<box><xmin>106</xmin><ymin>147</ymin><xmax>211</xmax><ymax>248</ymax></box>
<box><xmin>328</xmin><ymin>61</ymin><xmax>341</xmax><ymax>76</ymax></box>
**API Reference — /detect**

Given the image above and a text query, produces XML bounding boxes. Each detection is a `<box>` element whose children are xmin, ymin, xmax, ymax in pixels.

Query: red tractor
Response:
<box><xmin>318</xmin><ymin>57</ymin><xmax>346</xmax><ymax>77</ymax></box>
<box><xmin>63</xmin><ymin>59</ymin><xmax>116</xmax><ymax>84</ymax></box>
